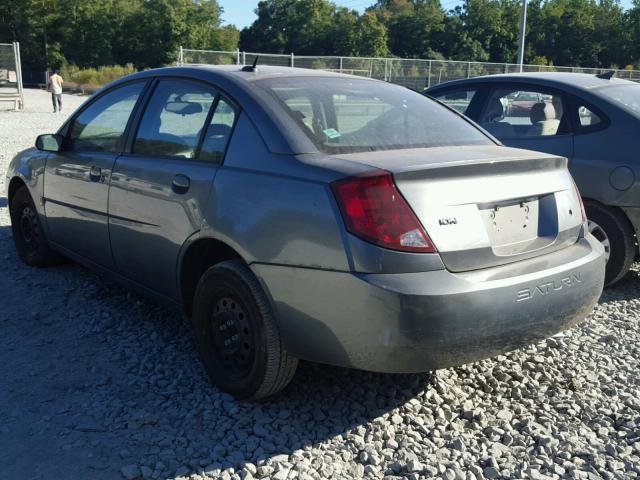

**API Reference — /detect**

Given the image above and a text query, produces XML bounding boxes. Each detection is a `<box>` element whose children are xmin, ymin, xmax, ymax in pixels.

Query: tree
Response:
<box><xmin>0</xmin><ymin>0</ymin><xmax>238</xmax><ymax>70</ymax></box>
<box><xmin>354</xmin><ymin>11</ymin><xmax>389</xmax><ymax>56</ymax></box>
<box><xmin>240</xmin><ymin>0</ymin><xmax>335</xmax><ymax>54</ymax></box>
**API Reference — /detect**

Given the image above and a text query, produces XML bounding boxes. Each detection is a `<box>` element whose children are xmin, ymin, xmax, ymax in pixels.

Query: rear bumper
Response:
<box><xmin>253</xmin><ymin>235</ymin><xmax>605</xmax><ymax>373</ymax></box>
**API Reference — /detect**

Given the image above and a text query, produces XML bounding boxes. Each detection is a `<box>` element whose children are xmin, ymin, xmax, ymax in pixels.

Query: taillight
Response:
<box><xmin>571</xmin><ymin>178</ymin><xmax>587</xmax><ymax>223</ymax></box>
<box><xmin>331</xmin><ymin>172</ymin><xmax>436</xmax><ymax>253</ymax></box>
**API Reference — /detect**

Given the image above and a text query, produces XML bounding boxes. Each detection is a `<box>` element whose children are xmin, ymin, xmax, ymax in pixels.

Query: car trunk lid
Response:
<box><xmin>333</xmin><ymin>146</ymin><xmax>584</xmax><ymax>272</ymax></box>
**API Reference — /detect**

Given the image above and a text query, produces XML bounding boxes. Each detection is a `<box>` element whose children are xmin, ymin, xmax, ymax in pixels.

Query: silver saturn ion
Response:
<box><xmin>6</xmin><ymin>66</ymin><xmax>605</xmax><ymax>399</ymax></box>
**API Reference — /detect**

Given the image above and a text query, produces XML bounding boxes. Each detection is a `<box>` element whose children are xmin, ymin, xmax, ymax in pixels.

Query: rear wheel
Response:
<box><xmin>9</xmin><ymin>186</ymin><xmax>63</xmax><ymax>267</ymax></box>
<box><xmin>192</xmin><ymin>260</ymin><xmax>297</xmax><ymax>399</ymax></box>
<box><xmin>586</xmin><ymin>203</ymin><xmax>635</xmax><ymax>287</ymax></box>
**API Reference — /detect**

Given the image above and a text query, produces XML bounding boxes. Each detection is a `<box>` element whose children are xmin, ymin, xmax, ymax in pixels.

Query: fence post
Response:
<box><xmin>339</xmin><ymin>57</ymin><xmax>343</xmax><ymax>73</ymax></box>
<box><xmin>385</xmin><ymin>58</ymin><xmax>389</xmax><ymax>81</ymax></box>
<box><xmin>290</xmin><ymin>52</ymin><xmax>294</xmax><ymax>68</ymax></box>
<box><xmin>427</xmin><ymin>60</ymin><xmax>432</xmax><ymax>89</ymax></box>
<box><xmin>178</xmin><ymin>46</ymin><xmax>183</xmax><ymax>66</ymax></box>
<box><xmin>242</xmin><ymin>51</ymin><xmax>246</xmax><ymax>66</ymax></box>
<box><xmin>504</xmin><ymin>63</ymin><xmax>508</xmax><ymax>73</ymax></box>
<box><xmin>236</xmin><ymin>48</ymin><xmax>240</xmax><ymax>65</ymax></box>
<box><xmin>14</xmin><ymin>42</ymin><xmax>24</xmax><ymax>110</ymax></box>
<box><xmin>467</xmin><ymin>62</ymin><xmax>471</xmax><ymax>78</ymax></box>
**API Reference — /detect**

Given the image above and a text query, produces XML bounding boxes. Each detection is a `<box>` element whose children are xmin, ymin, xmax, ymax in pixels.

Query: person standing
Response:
<box><xmin>48</xmin><ymin>71</ymin><xmax>64</xmax><ymax>113</ymax></box>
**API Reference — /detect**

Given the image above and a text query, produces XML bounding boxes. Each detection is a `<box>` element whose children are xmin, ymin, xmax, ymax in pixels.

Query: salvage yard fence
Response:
<box><xmin>0</xmin><ymin>42</ymin><xmax>24</xmax><ymax>110</ymax></box>
<box><xmin>179</xmin><ymin>47</ymin><xmax>640</xmax><ymax>91</ymax></box>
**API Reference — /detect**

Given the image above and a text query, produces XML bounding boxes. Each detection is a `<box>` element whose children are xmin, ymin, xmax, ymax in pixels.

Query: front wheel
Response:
<box><xmin>9</xmin><ymin>186</ymin><xmax>63</xmax><ymax>267</ymax></box>
<box><xmin>192</xmin><ymin>260</ymin><xmax>298</xmax><ymax>399</ymax></box>
<box><xmin>586</xmin><ymin>203</ymin><xmax>636</xmax><ymax>287</ymax></box>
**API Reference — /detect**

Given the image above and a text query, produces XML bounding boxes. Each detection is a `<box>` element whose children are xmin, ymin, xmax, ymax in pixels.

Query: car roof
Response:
<box><xmin>428</xmin><ymin>72</ymin><xmax>638</xmax><ymax>92</ymax></box>
<box><xmin>101</xmin><ymin>65</ymin><xmax>382</xmax><ymax>156</ymax></box>
<box><xmin>132</xmin><ymin>64</ymin><xmax>372</xmax><ymax>84</ymax></box>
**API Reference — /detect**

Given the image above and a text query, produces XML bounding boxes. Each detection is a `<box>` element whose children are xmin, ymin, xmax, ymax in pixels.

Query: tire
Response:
<box><xmin>586</xmin><ymin>203</ymin><xmax>636</xmax><ymax>287</ymax></box>
<box><xmin>9</xmin><ymin>186</ymin><xmax>63</xmax><ymax>267</ymax></box>
<box><xmin>192</xmin><ymin>260</ymin><xmax>298</xmax><ymax>399</ymax></box>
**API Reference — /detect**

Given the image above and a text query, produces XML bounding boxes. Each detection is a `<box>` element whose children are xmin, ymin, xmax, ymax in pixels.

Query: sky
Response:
<box><xmin>218</xmin><ymin>0</ymin><xmax>635</xmax><ymax>29</ymax></box>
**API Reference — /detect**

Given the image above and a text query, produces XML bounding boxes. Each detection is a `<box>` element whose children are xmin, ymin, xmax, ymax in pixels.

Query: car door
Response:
<box><xmin>108</xmin><ymin>78</ymin><xmax>238</xmax><ymax>299</ymax></box>
<box><xmin>476</xmin><ymin>85</ymin><xmax>574</xmax><ymax>160</ymax></box>
<box><xmin>44</xmin><ymin>81</ymin><xmax>147</xmax><ymax>267</ymax></box>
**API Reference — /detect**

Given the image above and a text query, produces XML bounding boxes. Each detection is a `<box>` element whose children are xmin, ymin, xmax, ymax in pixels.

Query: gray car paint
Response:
<box><xmin>6</xmin><ymin>66</ymin><xmax>606</xmax><ymax>372</ymax></box>
<box><xmin>426</xmin><ymin>73</ymin><xmax>640</xmax><ymax>237</ymax></box>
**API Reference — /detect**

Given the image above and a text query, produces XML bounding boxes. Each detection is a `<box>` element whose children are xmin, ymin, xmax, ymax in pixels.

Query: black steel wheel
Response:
<box><xmin>9</xmin><ymin>186</ymin><xmax>63</xmax><ymax>267</ymax></box>
<box><xmin>210</xmin><ymin>296</ymin><xmax>255</xmax><ymax>378</ymax></box>
<box><xmin>192</xmin><ymin>260</ymin><xmax>298</xmax><ymax>399</ymax></box>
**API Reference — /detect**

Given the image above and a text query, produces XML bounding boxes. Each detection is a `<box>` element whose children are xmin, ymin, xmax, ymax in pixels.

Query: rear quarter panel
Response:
<box><xmin>569</xmin><ymin>105</ymin><xmax>640</xmax><ymax>208</ymax></box>
<box><xmin>200</xmin><ymin>112</ymin><xmax>355</xmax><ymax>271</ymax></box>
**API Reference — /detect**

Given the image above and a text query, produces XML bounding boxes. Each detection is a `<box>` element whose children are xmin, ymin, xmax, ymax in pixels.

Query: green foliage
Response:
<box><xmin>61</xmin><ymin>64</ymin><xmax>137</xmax><ymax>88</ymax></box>
<box><xmin>0</xmin><ymin>0</ymin><xmax>238</xmax><ymax>70</ymax></box>
<box><xmin>0</xmin><ymin>0</ymin><xmax>638</xmax><ymax>73</ymax></box>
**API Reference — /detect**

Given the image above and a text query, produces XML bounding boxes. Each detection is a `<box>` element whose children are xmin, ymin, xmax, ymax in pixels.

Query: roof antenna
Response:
<box><xmin>242</xmin><ymin>56</ymin><xmax>259</xmax><ymax>72</ymax></box>
<box><xmin>596</xmin><ymin>70</ymin><xmax>615</xmax><ymax>80</ymax></box>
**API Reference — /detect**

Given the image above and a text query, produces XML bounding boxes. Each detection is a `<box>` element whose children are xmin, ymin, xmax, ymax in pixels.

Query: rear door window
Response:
<box><xmin>479</xmin><ymin>88</ymin><xmax>566</xmax><ymax>138</ymax></box>
<box><xmin>199</xmin><ymin>97</ymin><xmax>238</xmax><ymax>163</ymax></box>
<box><xmin>134</xmin><ymin>79</ymin><xmax>216</xmax><ymax>158</ymax></box>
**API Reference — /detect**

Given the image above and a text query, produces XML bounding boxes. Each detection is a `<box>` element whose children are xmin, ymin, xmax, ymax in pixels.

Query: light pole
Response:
<box><xmin>516</xmin><ymin>0</ymin><xmax>527</xmax><ymax>72</ymax></box>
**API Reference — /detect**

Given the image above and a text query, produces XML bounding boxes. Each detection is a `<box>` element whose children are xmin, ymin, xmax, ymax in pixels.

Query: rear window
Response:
<box><xmin>598</xmin><ymin>85</ymin><xmax>640</xmax><ymax>116</ymax></box>
<box><xmin>257</xmin><ymin>77</ymin><xmax>492</xmax><ymax>153</ymax></box>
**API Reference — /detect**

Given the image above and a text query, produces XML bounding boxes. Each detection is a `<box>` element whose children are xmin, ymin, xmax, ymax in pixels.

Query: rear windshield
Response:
<box><xmin>256</xmin><ymin>77</ymin><xmax>493</xmax><ymax>153</ymax></box>
<box><xmin>598</xmin><ymin>84</ymin><xmax>640</xmax><ymax>116</ymax></box>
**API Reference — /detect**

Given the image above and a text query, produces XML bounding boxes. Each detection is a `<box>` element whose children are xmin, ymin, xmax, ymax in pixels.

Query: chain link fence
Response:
<box><xmin>179</xmin><ymin>48</ymin><xmax>640</xmax><ymax>91</ymax></box>
<box><xmin>0</xmin><ymin>42</ymin><xmax>24</xmax><ymax>110</ymax></box>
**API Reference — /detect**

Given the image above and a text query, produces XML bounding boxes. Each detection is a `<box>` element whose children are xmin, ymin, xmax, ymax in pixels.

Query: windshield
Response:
<box><xmin>257</xmin><ymin>77</ymin><xmax>493</xmax><ymax>153</ymax></box>
<box><xmin>598</xmin><ymin>84</ymin><xmax>640</xmax><ymax>116</ymax></box>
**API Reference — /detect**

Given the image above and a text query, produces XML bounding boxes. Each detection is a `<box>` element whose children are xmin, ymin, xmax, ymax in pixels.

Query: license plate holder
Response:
<box><xmin>481</xmin><ymin>198</ymin><xmax>539</xmax><ymax>247</ymax></box>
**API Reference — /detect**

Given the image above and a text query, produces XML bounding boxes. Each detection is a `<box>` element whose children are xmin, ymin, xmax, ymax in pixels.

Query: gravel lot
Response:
<box><xmin>1</xmin><ymin>89</ymin><xmax>639</xmax><ymax>480</ymax></box>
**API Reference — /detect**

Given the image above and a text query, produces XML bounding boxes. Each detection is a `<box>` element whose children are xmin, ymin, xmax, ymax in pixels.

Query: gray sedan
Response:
<box><xmin>6</xmin><ymin>66</ymin><xmax>605</xmax><ymax>398</ymax></box>
<box><xmin>427</xmin><ymin>73</ymin><xmax>640</xmax><ymax>286</ymax></box>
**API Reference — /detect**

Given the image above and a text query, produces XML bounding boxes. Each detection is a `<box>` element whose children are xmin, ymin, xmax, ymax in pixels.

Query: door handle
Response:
<box><xmin>172</xmin><ymin>174</ymin><xmax>190</xmax><ymax>194</ymax></box>
<box><xmin>89</xmin><ymin>165</ymin><xmax>102</xmax><ymax>182</ymax></box>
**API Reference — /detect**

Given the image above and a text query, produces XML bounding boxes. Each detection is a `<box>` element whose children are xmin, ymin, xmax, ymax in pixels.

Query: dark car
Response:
<box><xmin>7</xmin><ymin>66</ymin><xmax>604</xmax><ymax>398</ymax></box>
<box><xmin>428</xmin><ymin>73</ymin><xmax>640</xmax><ymax>286</ymax></box>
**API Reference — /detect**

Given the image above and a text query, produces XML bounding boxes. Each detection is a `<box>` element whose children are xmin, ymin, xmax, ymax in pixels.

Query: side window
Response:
<box><xmin>578</xmin><ymin>105</ymin><xmax>602</xmax><ymax>127</ymax></box>
<box><xmin>432</xmin><ymin>89</ymin><xmax>477</xmax><ymax>114</ymax></box>
<box><xmin>199</xmin><ymin>97</ymin><xmax>238</xmax><ymax>163</ymax></box>
<box><xmin>69</xmin><ymin>82</ymin><xmax>144</xmax><ymax>152</ymax></box>
<box><xmin>134</xmin><ymin>79</ymin><xmax>216</xmax><ymax>158</ymax></box>
<box><xmin>479</xmin><ymin>88</ymin><xmax>566</xmax><ymax>138</ymax></box>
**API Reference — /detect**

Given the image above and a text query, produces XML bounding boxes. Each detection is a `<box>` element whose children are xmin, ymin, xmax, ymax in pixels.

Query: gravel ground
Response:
<box><xmin>1</xmin><ymin>89</ymin><xmax>639</xmax><ymax>480</ymax></box>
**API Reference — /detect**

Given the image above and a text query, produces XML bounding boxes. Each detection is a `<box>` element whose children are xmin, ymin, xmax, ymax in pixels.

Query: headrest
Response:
<box><xmin>530</xmin><ymin>102</ymin><xmax>556</xmax><ymax>124</ymax></box>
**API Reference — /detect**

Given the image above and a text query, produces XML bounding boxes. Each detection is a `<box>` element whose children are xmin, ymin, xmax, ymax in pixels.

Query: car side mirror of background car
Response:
<box><xmin>35</xmin><ymin>133</ymin><xmax>64</xmax><ymax>152</ymax></box>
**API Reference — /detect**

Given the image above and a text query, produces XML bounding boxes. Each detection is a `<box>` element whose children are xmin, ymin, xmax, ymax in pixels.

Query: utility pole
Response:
<box><xmin>42</xmin><ymin>0</ymin><xmax>49</xmax><ymax>69</ymax></box>
<box><xmin>516</xmin><ymin>0</ymin><xmax>527</xmax><ymax>72</ymax></box>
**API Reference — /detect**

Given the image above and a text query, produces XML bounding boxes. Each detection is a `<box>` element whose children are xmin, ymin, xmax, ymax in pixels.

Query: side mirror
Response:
<box><xmin>35</xmin><ymin>133</ymin><xmax>64</xmax><ymax>152</ymax></box>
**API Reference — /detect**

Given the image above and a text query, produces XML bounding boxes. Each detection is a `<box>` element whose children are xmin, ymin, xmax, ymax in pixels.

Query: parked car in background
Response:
<box><xmin>428</xmin><ymin>73</ymin><xmax>640</xmax><ymax>286</ymax></box>
<box><xmin>7</xmin><ymin>66</ymin><xmax>605</xmax><ymax>399</ymax></box>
